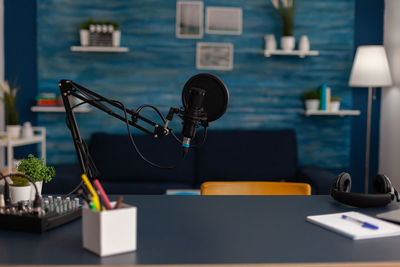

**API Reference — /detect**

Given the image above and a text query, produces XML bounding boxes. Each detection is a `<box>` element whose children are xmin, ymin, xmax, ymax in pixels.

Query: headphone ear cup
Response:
<box><xmin>331</xmin><ymin>172</ymin><xmax>351</xmax><ymax>193</ymax></box>
<box><xmin>372</xmin><ymin>174</ymin><xmax>391</xmax><ymax>194</ymax></box>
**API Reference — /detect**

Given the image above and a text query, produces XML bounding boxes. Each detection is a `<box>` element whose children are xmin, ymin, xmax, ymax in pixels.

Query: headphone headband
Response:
<box><xmin>330</xmin><ymin>172</ymin><xmax>398</xmax><ymax>208</ymax></box>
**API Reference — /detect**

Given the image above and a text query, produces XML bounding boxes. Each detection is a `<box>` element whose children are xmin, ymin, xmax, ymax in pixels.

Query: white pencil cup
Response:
<box><xmin>82</xmin><ymin>202</ymin><xmax>137</xmax><ymax>257</ymax></box>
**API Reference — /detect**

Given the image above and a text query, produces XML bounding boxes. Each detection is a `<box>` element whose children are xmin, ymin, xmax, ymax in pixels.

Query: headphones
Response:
<box><xmin>330</xmin><ymin>172</ymin><xmax>400</xmax><ymax>208</ymax></box>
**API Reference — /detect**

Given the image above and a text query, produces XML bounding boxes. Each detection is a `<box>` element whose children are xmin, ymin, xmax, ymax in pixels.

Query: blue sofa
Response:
<box><xmin>44</xmin><ymin>129</ymin><xmax>336</xmax><ymax>195</ymax></box>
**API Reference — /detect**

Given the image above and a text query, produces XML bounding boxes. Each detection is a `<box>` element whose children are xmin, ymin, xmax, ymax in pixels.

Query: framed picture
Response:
<box><xmin>196</xmin><ymin>42</ymin><xmax>234</xmax><ymax>70</ymax></box>
<box><xmin>205</xmin><ymin>7</ymin><xmax>242</xmax><ymax>35</ymax></box>
<box><xmin>176</xmin><ymin>1</ymin><xmax>203</xmax><ymax>39</ymax></box>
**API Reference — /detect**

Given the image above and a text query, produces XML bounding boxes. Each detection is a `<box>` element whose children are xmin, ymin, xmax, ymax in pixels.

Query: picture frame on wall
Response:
<box><xmin>196</xmin><ymin>42</ymin><xmax>234</xmax><ymax>70</ymax></box>
<box><xmin>205</xmin><ymin>7</ymin><xmax>242</xmax><ymax>35</ymax></box>
<box><xmin>176</xmin><ymin>1</ymin><xmax>203</xmax><ymax>39</ymax></box>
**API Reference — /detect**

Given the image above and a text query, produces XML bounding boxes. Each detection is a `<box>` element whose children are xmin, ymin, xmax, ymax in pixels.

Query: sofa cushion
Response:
<box><xmin>88</xmin><ymin>132</ymin><xmax>195</xmax><ymax>184</ymax></box>
<box><xmin>197</xmin><ymin>129</ymin><xmax>298</xmax><ymax>184</ymax></box>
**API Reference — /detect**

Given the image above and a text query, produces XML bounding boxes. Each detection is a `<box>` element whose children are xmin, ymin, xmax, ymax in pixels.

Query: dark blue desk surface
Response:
<box><xmin>1</xmin><ymin>195</ymin><xmax>400</xmax><ymax>266</ymax></box>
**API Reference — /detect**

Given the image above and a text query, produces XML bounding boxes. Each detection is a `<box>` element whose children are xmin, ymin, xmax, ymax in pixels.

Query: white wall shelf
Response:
<box><xmin>264</xmin><ymin>50</ymin><xmax>319</xmax><ymax>58</ymax></box>
<box><xmin>31</xmin><ymin>106</ymin><xmax>90</xmax><ymax>113</ymax></box>
<box><xmin>304</xmin><ymin>110</ymin><xmax>361</xmax><ymax>117</ymax></box>
<box><xmin>70</xmin><ymin>46</ymin><xmax>129</xmax><ymax>53</ymax></box>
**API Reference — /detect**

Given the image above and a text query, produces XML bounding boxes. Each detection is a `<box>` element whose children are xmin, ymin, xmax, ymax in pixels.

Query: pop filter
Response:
<box><xmin>182</xmin><ymin>73</ymin><xmax>229</xmax><ymax>122</ymax></box>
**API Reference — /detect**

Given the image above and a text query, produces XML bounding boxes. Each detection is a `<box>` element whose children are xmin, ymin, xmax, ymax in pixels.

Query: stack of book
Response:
<box><xmin>319</xmin><ymin>84</ymin><xmax>331</xmax><ymax>111</ymax></box>
<box><xmin>36</xmin><ymin>93</ymin><xmax>58</xmax><ymax>106</ymax></box>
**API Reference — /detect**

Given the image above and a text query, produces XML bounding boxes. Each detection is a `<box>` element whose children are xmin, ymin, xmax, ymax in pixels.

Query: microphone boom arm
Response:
<box><xmin>58</xmin><ymin>79</ymin><xmax>173</xmax><ymax>179</ymax></box>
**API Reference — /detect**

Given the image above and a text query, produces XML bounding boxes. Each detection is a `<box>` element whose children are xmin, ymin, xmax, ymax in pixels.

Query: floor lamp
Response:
<box><xmin>349</xmin><ymin>46</ymin><xmax>392</xmax><ymax>193</ymax></box>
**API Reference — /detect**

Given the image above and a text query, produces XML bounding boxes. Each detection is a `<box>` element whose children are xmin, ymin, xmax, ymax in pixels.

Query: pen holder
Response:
<box><xmin>82</xmin><ymin>202</ymin><xmax>137</xmax><ymax>257</ymax></box>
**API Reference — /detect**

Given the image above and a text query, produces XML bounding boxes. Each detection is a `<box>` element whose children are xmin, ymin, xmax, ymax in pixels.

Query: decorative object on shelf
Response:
<box><xmin>196</xmin><ymin>42</ymin><xmax>234</xmax><ymax>70</ymax></box>
<box><xmin>0</xmin><ymin>80</ymin><xmax>20</xmax><ymax>139</ymax></box>
<box><xmin>349</xmin><ymin>45</ymin><xmax>392</xmax><ymax>193</ymax></box>
<box><xmin>16</xmin><ymin>154</ymin><xmax>55</xmax><ymax>200</ymax></box>
<box><xmin>264</xmin><ymin>34</ymin><xmax>277</xmax><ymax>51</ymax></box>
<box><xmin>319</xmin><ymin>83</ymin><xmax>331</xmax><ymax>111</ymax></box>
<box><xmin>79</xmin><ymin>19</ymin><xmax>121</xmax><ymax>47</ymax></box>
<box><xmin>271</xmin><ymin>0</ymin><xmax>296</xmax><ymax>51</ymax></box>
<box><xmin>298</xmin><ymin>35</ymin><xmax>310</xmax><ymax>52</ymax></box>
<box><xmin>301</xmin><ymin>90</ymin><xmax>320</xmax><ymax>111</ymax></box>
<box><xmin>21</xmin><ymin>122</ymin><xmax>34</xmax><ymax>139</ymax></box>
<box><xmin>205</xmin><ymin>7</ymin><xmax>243</xmax><ymax>35</ymax></box>
<box><xmin>9</xmin><ymin>176</ymin><xmax>31</xmax><ymax>204</ymax></box>
<box><xmin>36</xmin><ymin>92</ymin><xmax>58</xmax><ymax>106</ymax></box>
<box><xmin>176</xmin><ymin>1</ymin><xmax>203</xmax><ymax>39</ymax></box>
<box><xmin>330</xmin><ymin>96</ymin><xmax>341</xmax><ymax>112</ymax></box>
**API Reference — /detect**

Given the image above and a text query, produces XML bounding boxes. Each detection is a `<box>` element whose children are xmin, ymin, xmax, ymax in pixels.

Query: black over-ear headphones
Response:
<box><xmin>330</xmin><ymin>172</ymin><xmax>400</xmax><ymax>208</ymax></box>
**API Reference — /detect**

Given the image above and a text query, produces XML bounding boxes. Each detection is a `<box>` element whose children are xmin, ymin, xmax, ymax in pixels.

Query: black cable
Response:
<box><xmin>62</xmin><ymin>180</ymin><xmax>84</xmax><ymax>199</ymax></box>
<box><xmin>115</xmin><ymin>99</ymin><xmax>187</xmax><ymax>169</ymax></box>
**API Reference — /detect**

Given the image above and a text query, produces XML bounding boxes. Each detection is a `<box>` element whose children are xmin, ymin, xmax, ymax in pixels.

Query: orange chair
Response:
<box><xmin>200</xmin><ymin>181</ymin><xmax>311</xmax><ymax>195</ymax></box>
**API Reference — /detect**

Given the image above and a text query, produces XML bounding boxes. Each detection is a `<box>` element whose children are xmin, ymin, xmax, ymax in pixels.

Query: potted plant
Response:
<box><xmin>79</xmin><ymin>19</ymin><xmax>95</xmax><ymax>46</ymax></box>
<box><xmin>270</xmin><ymin>0</ymin><xmax>297</xmax><ymax>51</ymax></box>
<box><xmin>330</xmin><ymin>96</ymin><xmax>341</xmax><ymax>112</ymax></box>
<box><xmin>9</xmin><ymin>176</ymin><xmax>31</xmax><ymax>204</ymax></box>
<box><xmin>110</xmin><ymin>21</ymin><xmax>121</xmax><ymax>47</ymax></box>
<box><xmin>0</xmin><ymin>80</ymin><xmax>20</xmax><ymax>139</ymax></box>
<box><xmin>301</xmin><ymin>90</ymin><xmax>320</xmax><ymax>111</ymax></box>
<box><xmin>17</xmin><ymin>154</ymin><xmax>55</xmax><ymax>200</ymax></box>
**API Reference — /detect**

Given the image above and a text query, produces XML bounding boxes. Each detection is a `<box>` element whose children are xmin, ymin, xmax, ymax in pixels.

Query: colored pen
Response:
<box><xmin>114</xmin><ymin>195</ymin><xmax>123</xmax><ymax>209</ymax></box>
<box><xmin>93</xmin><ymin>179</ymin><xmax>112</xmax><ymax>210</ymax></box>
<box><xmin>81</xmin><ymin>174</ymin><xmax>100</xmax><ymax>211</ymax></box>
<box><xmin>341</xmin><ymin>214</ymin><xmax>379</xmax><ymax>230</ymax></box>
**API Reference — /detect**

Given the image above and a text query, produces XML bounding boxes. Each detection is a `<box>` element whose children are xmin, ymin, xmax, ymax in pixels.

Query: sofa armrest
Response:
<box><xmin>296</xmin><ymin>166</ymin><xmax>337</xmax><ymax>195</ymax></box>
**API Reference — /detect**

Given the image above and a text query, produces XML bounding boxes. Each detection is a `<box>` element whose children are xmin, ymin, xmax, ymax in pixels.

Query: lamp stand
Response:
<box><xmin>364</xmin><ymin>86</ymin><xmax>373</xmax><ymax>193</ymax></box>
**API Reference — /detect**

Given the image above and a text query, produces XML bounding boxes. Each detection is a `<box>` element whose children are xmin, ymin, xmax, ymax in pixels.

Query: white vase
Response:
<box><xmin>22</xmin><ymin>122</ymin><xmax>34</xmax><ymax>139</ymax></box>
<box><xmin>330</xmin><ymin>101</ymin><xmax>341</xmax><ymax>112</ymax></box>
<box><xmin>10</xmin><ymin>185</ymin><xmax>31</xmax><ymax>204</ymax></box>
<box><xmin>30</xmin><ymin>181</ymin><xmax>43</xmax><ymax>201</ymax></box>
<box><xmin>80</xmin><ymin>29</ymin><xmax>89</xmax><ymax>46</ymax></box>
<box><xmin>298</xmin><ymin>35</ymin><xmax>310</xmax><ymax>52</ymax></box>
<box><xmin>264</xmin><ymin>34</ymin><xmax>277</xmax><ymax>51</ymax></box>
<box><xmin>7</xmin><ymin>125</ymin><xmax>21</xmax><ymax>139</ymax></box>
<box><xmin>281</xmin><ymin>36</ymin><xmax>295</xmax><ymax>51</ymax></box>
<box><xmin>113</xmin><ymin>31</ymin><xmax>121</xmax><ymax>47</ymax></box>
<box><xmin>305</xmin><ymin>100</ymin><xmax>320</xmax><ymax>111</ymax></box>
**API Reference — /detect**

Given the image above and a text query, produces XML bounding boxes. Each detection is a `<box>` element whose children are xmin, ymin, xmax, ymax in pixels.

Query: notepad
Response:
<box><xmin>307</xmin><ymin>211</ymin><xmax>400</xmax><ymax>240</ymax></box>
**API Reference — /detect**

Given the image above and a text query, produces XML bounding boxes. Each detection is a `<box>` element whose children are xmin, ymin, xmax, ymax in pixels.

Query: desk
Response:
<box><xmin>1</xmin><ymin>195</ymin><xmax>400</xmax><ymax>266</ymax></box>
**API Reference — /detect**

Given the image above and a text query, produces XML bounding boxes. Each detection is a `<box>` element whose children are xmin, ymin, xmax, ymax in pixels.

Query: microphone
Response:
<box><xmin>182</xmin><ymin>87</ymin><xmax>207</xmax><ymax>150</ymax></box>
<box><xmin>180</xmin><ymin>73</ymin><xmax>230</xmax><ymax>151</ymax></box>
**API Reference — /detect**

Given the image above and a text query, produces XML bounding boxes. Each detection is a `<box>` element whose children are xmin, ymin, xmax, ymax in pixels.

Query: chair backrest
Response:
<box><xmin>201</xmin><ymin>181</ymin><xmax>311</xmax><ymax>195</ymax></box>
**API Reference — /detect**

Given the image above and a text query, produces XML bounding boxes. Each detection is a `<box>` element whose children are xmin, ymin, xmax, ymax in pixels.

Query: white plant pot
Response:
<box><xmin>113</xmin><ymin>31</ymin><xmax>121</xmax><ymax>47</ymax></box>
<box><xmin>330</xmin><ymin>101</ymin><xmax>341</xmax><ymax>112</ymax></box>
<box><xmin>305</xmin><ymin>100</ymin><xmax>320</xmax><ymax>111</ymax></box>
<box><xmin>298</xmin><ymin>35</ymin><xmax>310</xmax><ymax>52</ymax></box>
<box><xmin>30</xmin><ymin>181</ymin><xmax>43</xmax><ymax>200</ymax></box>
<box><xmin>80</xmin><ymin>29</ymin><xmax>89</xmax><ymax>46</ymax></box>
<box><xmin>7</xmin><ymin>125</ymin><xmax>21</xmax><ymax>139</ymax></box>
<box><xmin>281</xmin><ymin>36</ymin><xmax>295</xmax><ymax>51</ymax></box>
<box><xmin>9</xmin><ymin>185</ymin><xmax>31</xmax><ymax>204</ymax></box>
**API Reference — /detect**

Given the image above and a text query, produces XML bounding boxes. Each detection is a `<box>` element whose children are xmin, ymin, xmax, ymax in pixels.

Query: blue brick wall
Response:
<box><xmin>37</xmin><ymin>0</ymin><xmax>355</xmax><ymax>168</ymax></box>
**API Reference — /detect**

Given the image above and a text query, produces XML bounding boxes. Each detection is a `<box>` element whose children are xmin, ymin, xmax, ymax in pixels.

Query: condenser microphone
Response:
<box><xmin>181</xmin><ymin>73</ymin><xmax>229</xmax><ymax>150</ymax></box>
<box><xmin>182</xmin><ymin>87</ymin><xmax>207</xmax><ymax>148</ymax></box>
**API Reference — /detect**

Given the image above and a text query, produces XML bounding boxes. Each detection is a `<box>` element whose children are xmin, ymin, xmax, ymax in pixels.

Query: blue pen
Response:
<box><xmin>342</xmin><ymin>214</ymin><xmax>379</xmax><ymax>230</ymax></box>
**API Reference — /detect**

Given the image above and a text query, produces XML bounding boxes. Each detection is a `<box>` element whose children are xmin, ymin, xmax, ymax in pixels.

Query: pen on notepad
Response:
<box><xmin>341</xmin><ymin>214</ymin><xmax>379</xmax><ymax>230</ymax></box>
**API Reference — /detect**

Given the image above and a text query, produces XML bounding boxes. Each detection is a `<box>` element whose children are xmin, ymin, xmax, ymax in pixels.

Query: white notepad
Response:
<box><xmin>307</xmin><ymin>211</ymin><xmax>400</xmax><ymax>240</ymax></box>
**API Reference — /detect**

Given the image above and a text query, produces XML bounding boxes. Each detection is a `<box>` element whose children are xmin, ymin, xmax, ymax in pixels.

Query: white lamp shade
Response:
<box><xmin>349</xmin><ymin>45</ymin><xmax>392</xmax><ymax>87</ymax></box>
